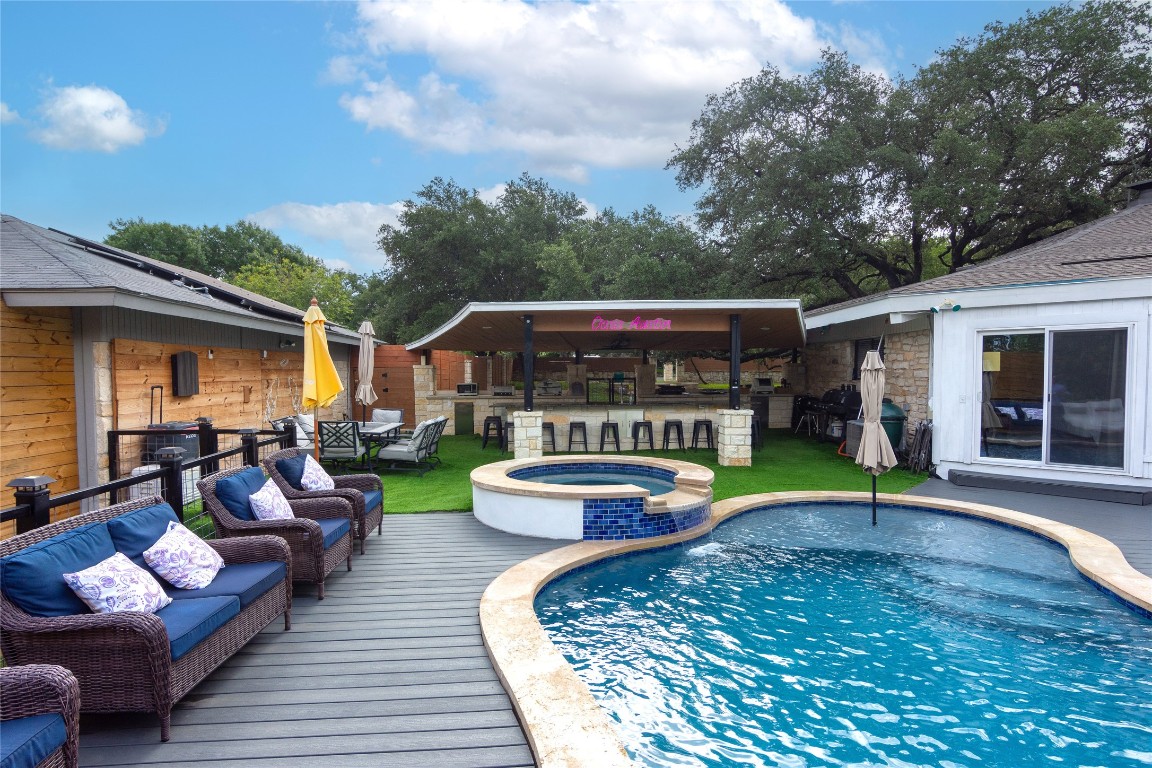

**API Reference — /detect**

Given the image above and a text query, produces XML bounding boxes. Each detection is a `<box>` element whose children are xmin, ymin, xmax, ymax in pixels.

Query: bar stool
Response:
<box><xmin>662</xmin><ymin>419</ymin><xmax>685</xmax><ymax>450</ymax></box>
<box><xmin>794</xmin><ymin>411</ymin><xmax>818</xmax><ymax>436</ymax></box>
<box><xmin>542</xmin><ymin>421</ymin><xmax>556</xmax><ymax>452</ymax></box>
<box><xmin>501</xmin><ymin>420</ymin><xmax>514</xmax><ymax>453</ymax></box>
<box><xmin>481</xmin><ymin>416</ymin><xmax>503</xmax><ymax>449</ymax></box>
<box><xmin>691</xmin><ymin>419</ymin><xmax>714</xmax><ymax>450</ymax></box>
<box><xmin>751</xmin><ymin>418</ymin><xmax>763</xmax><ymax>450</ymax></box>
<box><xmin>568</xmin><ymin>421</ymin><xmax>588</xmax><ymax>452</ymax></box>
<box><xmin>599</xmin><ymin>421</ymin><xmax>621</xmax><ymax>452</ymax></box>
<box><xmin>632</xmin><ymin>420</ymin><xmax>654</xmax><ymax>451</ymax></box>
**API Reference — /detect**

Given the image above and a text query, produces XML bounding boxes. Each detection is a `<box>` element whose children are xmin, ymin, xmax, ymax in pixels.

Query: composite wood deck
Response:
<box><xmin>77</xmin><ymin>513</ymin><xmax>560</xmax><ymax>768</ymax></box>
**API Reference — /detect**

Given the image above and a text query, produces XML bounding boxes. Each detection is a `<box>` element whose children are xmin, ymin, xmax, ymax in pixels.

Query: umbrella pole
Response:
<box><xmin>872</xmin><ymin>475</ymin><xmax>878</xmax><ymax>526</ymax></box>
<box><xmin>313</xmin><ymin>405</ymin><xmax>321</xmax><ymax>462</ymax></box>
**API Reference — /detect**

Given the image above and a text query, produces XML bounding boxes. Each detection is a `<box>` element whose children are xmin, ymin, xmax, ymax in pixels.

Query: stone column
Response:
<box><xmin>717</xmin><ymin>408</ymin><xmax>753</xmax><ymax>467</ymax></box>
<box><xmin>93</xmin><ymin>341</ymin><xmax>114</xmax><ymax>484</ymax></box>
<box><xmin>513</xmin><ymin>410</ymin><xmax>543</xmax><ymax>459</ymax></box>
<box><xmin>412</xmin><ymin>364</ymin><xmax>436</xmax><ymax>424</ymax></box>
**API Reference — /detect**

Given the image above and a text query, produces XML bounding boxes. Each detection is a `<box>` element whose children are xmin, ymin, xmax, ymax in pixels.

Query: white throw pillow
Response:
<box><xmin>63</xmin><ymin>552</ymin><xmax>173</xmax><ymax>614</ymax></box>
<box><xmin>300</xmin><ymin>454</ymin><xmax>335</xmax><ymax>491</ymax></box>
<box><xmin>249</xmin><ymin>479</ymin><xmax>295</xmax><ymax>520</ymax></box>
<box><xmin>144</xmin><ymin>521</ymin><xmax>225</xmax><ymax>589</ymax></box>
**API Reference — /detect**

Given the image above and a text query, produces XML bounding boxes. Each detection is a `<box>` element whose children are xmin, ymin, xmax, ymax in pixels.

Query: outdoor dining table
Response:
<box><xmin>360</xmin><ymin>421</ymin><xmax>403</xmax><ymax>446</ymax></box>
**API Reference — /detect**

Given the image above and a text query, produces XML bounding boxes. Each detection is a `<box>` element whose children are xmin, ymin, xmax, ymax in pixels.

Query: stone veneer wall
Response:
<box><xmin>412</xmin><ymin>364</ymin><xmax>455</xmax><ymax>429</ymax></box>
<box><xmin>802</xmin><ymin>328</ymin><xmax>931</xmax><ymax>444</ymax></box>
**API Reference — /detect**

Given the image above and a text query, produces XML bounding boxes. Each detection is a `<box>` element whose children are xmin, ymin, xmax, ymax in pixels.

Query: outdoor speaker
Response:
<box><xmin>171</xmin><ymin>351</ymin><xmax>200</xmax><ymax>397</ymax></box>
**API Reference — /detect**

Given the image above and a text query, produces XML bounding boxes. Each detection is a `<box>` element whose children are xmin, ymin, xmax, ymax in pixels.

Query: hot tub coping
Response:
<box><xmin>470</xmin><ymin>454</ymin><xmax>714</xmax><ymax>500</ymax></box>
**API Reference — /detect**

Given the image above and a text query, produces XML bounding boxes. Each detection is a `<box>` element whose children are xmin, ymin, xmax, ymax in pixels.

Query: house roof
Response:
<box><xmin>808</xmin><ymin>199</ymin><xmax>1152</xmax><ymax>321</ymax></box>
<box><xmin>0</xmin><ymin>214</ymin><xmax>360</xmax><ymax>344</ymax></box>
<box><xmin>405</xmin><ymin>300</ymin><xmax>806</xmax><ymax>353</ymax></box>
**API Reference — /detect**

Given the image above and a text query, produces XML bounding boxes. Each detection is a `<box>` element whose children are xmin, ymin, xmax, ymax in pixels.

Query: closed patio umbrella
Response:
<box><xmin>303</xmin><ymin>298</ymin><xmax>344</xmax><ymax>460</ymax></box>
<box><xmin>355</xmin><ymin>320</ymin><xmax>378</xmax><ymax>425</ymax></box>
<box><xmin>855</xmin><ymin>349</ymin><xmax>897</xmax><ymax>526</ymax></box>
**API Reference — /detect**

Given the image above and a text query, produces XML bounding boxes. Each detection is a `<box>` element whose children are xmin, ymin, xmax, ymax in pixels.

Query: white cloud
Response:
<box><xmin>0</xmin><ymin>102</ymin><xmax>20</xmax><ymax>124</ymax></box>
<box><xmin>248</xmin><ymin>201</ymin><xmax>403</xmax><ymax>271</ymax></box>
<box><xmin>334</xmin><ymin>0</ymin><xmax>831</xmax><ymax>179</ymax></box>
<box><xmin>31</xmin><ymin>85</ymin><xmax>164</xmax><ymax>152</ymax></box>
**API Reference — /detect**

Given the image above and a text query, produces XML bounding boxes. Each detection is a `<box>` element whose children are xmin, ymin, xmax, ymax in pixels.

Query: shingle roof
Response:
<box><xmin>0</xmin><ymin>214</ymin><xmax>360</xmax><ymax>342</ymax></box>
<box><xmin>809</xmin><ymin>201</ymin><xmax>1152</xmax><ymax>317</ymax></box>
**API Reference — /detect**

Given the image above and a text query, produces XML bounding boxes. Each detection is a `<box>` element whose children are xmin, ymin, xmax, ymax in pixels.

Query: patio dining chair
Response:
<box><xmin>263</xmin><ymin>447</ymin><xmax>384</xmax><ymax>555</ymax></box>
<box><xmin>318</xmin><ymin>420</ymin><xmax>371</xmax><ymax>473</ymax></box>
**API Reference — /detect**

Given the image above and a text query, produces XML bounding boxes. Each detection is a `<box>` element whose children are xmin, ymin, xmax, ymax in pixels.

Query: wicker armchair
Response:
<box><xmin>0</xmin><ymin>496</ymin><xmax>291</xmax><ymax>742</ymax></box>
<box><xmin>0</xmin><ymin>664</ymin><xmax>80</xmax><ymax>768</ymax></box>
<box><xmin>198</xmin><ymin>466</ymin><xmax>353</xmax><ymax>600</ymax></box>
<box><xmin>263</xmin><ymin>447</ymin><xmax>383</xmax><ymax>554</ymax></box>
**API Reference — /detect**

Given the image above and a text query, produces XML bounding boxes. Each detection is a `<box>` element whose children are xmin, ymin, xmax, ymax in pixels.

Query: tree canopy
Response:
<box><xmin>668</xmin><ymin>0</ymin><xmax>1152</xmax><ymax>304</ymax></box>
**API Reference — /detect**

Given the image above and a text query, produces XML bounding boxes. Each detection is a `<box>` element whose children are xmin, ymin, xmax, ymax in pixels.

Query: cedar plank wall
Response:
<box><xmin>0</xmin><ymin>301</ymin><xmax>80</xmax><ymax>535</ymax></box>
<box><xmin>360</xmin><ymin>347</ymin><xmax>474</xmax><ymax>425</ymax></box>
<box><xmin>111</xmin><ymin>340</ymin><xmax>345</xmax><ymax>429</ymax></box>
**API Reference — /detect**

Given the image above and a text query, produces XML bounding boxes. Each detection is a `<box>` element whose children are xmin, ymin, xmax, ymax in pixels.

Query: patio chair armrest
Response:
<box><xmin>208</xmin><ymin>535</ymin><xmax>291</xmax><ymax>567</ymax></box>
<box><xmin>288</xmin><ymin>495</ymin><xmax>354</xmax><ymax>521</ymax></box>
<box><xmin>333</xmin><ymin>474</ymin><xmax>383</xmax><ymax>494</ymax></box>
<box><xmin>1</xmin><ymin>608</ymin><xmax>172</xmax><ymax>659</ymax></box>
<box><xmin>0</xmin><ymin>664</ymin><xmax>80</xmax><ymax>723</ymax></box>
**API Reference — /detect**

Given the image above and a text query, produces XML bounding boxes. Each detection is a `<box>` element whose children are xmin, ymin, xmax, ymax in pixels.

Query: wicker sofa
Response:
<box><xmin>263</xmin><ymin>447</ymin><xmax>383</xmax><ymax>554</ymax></box>
<box><xmin>0</xmin><ymin>497</ymin><xmax>292</xmax><ymax>742</ymax></box>
<box><xmin>0</xmin><ymin>664</ymin><xmax>80</xmax><ymax>768</ymax></box>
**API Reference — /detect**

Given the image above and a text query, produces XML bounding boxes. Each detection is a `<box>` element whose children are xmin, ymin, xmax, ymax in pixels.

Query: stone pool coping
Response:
<box><xmin>479</xmin><ymin>489</ymin><xmax>1152</xmax><ymax>768</ymax></box>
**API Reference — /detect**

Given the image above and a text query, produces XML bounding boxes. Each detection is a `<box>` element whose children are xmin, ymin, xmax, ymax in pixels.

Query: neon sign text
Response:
<box><xmin>591</xmin><ymin>315</ymin><xmax>672</xmax><ymax>331</ymax></box>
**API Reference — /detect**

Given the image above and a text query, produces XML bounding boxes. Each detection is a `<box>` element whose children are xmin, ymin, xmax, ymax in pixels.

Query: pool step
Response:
<box><xmin>948</xmin><ymin>470</ymin><xmax>1152</xmax><ymax>506</ymax></box>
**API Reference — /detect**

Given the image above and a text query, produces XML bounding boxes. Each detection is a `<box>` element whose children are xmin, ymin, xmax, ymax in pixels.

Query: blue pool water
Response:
<box><xmin>536</xmin><ymin>503</ymin><xmax>1152</xmax><ymax>767</ymax></box>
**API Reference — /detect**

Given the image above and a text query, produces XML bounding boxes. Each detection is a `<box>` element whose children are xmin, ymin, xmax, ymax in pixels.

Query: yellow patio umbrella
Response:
<box><xmin>302</xmin><ymin>298</ymin><xmax>344</xmax><ymax>460</ymax></box>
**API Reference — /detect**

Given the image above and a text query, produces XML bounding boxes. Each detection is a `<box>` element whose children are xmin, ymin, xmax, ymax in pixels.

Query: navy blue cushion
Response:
<box><xmin>0</xmin><ymin>713</ymin><xmax>67</xmax><ymax>768</ymax></box>
<box><xmin>166</xmin><ymin>561</ymin><xmax>285</xmax><ymax>608</ymax></box>
<box><xmin>0</xmin><ymin>523</ymin><xmax>116</xmax><ymax>617</ymax></box>
<box><xmin>276</xmin><ymin>454</ymin><xmax>308</xmax><ymax>490</ymax></box>
<box><xmin>213</xmin><ymin>468</ymin><xmax>267</xmax><ymax>521</ymax></box>
<box><xmin>106</xmin><ymin>503</ymin><xmax>180</xmax><ymax>566</ymax></box>
<box><xmin>156</xmin><ymin>595</ymin><xmax>240</xmax><ymax>661</ymax></box>
<box><xmin>316</xmin><ymin>518</ymin><xmax>351</xmax><ymax>550</ymax></box>
<box><xmin>362</xmin><ymin>489</ymin><xmax>382</xmax><ymax>512</ymax></box>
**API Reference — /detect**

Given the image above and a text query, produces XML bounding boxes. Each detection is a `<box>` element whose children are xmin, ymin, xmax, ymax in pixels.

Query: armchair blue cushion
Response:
<box><xmin>275</xmin><ymin>453</ymin><xmax>308</xmax><ymax>490</ymax></box>
<box><xmin>0</xmin><ymin>523</ymin><xmax>117</xmax><ymax>617</ymax></box>
<box><xmin>317</xmin><ymin>518</ymin><xmax>352</xmax><ymax>550</ymax></box>
<box><xmin>213</xmin><ymin>467</ymin><xmax>267</xmax><ymax>521</ymax></box>
<box><xmin>363</xmin><ymin>489</ymin><xmax>383</xmax><ymax>513</ymax></box>
<box><xmin>0</xmin><ymin>712</ymin><xmax>67</xmax><ymax>768</ymax></box>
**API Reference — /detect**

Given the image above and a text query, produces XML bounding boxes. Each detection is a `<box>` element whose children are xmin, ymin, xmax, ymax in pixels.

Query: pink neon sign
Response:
<box><xmin>591</xmin><ymin>315</ymin><xmax>673</xmax><ymax>331</ymax></box>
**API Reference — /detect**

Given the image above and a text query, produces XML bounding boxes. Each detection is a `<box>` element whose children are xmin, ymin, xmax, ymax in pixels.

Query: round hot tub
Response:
<box><xmin>471</xmin><ymin>455</ymin><xmax>714</xmax><ymax>541</ymax></box>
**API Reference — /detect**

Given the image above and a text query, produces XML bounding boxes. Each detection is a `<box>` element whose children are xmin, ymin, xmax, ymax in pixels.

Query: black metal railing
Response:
<box><xmin>3</xmin><ymin>423</ymin><xmax>295</xmax><ymax>539</ymax></box>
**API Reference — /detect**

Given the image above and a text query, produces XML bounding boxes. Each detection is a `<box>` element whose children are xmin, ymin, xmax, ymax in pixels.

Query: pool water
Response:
<box><xmin>531</xmin><ymin>471</ymin><xmax>675</xmax><ymax>496</ymax></box>
<box><xmin>536</xmin><ymin>503</ymin><xmax>1152</xmax><ymax>767</ymax></box>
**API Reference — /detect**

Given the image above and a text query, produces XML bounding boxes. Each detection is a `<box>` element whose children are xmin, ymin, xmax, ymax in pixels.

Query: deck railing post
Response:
<box><xmin>279</xmin><ymin>418</ymin><xmax>296</xmax><ymax>450</ymax></box>
<box><xmin>239</xmin><ymin>429</ymin><xmax>260</xmax><ymax>467</ymax></box>
<box><xmin>156</xmin><ymin>447</ymin><xmax>186</xmax><ymax>520</ymax></box>
<box><xmin>7</xmin><ymin>476</ymin><xmax>55</xmax><ymax>534</ymax></box>
<box><xmin>197</xmin><ymin>416</ymin><xmax>219</xmax><ymax>474</ymax></box>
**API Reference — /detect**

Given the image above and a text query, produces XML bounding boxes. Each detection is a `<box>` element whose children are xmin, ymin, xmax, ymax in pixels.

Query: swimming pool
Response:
<box><xmin>534</xmin><ymin>502</ymin><xmax>1152</xmax><ymax>766</ymax></box>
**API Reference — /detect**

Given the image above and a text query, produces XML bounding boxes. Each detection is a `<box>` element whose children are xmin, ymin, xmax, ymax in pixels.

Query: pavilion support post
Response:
<box><xmin>729</xmin><ymin>313</ymin><xmax>741</xmax><ymax>410</ymax></box>
<box><xmin>574</xmin><ymin>349</ymin><xmax>583</xmax><ymax>364</ymax></box>
<box><xmin>523</xmin><ymin>314</ymin><xmax>534</xmax><ymax>411</ymax></box>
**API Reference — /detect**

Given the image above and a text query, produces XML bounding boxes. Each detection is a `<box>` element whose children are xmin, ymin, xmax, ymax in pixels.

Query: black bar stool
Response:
<box><xmin>691</xmin><ymin>419</ymin><xmax>714</xmax><ymax>450</ymax></box>
<box><xmin>632</xmin><ymin>420</ymin><xmax>654</xmax><ymax>450</ymax></box>
<box><xmin>501</xmin><ymin>420</ymin><xmax>514</xmax><ymax>453</ymax></box>
<box><xmin>568</xmin><ymin>421</ymin><xmax>588</xmax><ymax>452</ymax></box>
<box><xmin>542</xmin><ymin>422</ymin><xmax>556</xmax><ymax>452</ymax></box>
<box><xmin>662</xmin><ymin>419</ymin><xmax>684</xmax><ymax>450</ymax></box>
<box><xmin>481</xmin><ymin>416</ymin><xmax>503</xmax><ymax>449</ymax></box>
<box><xmin>600</xmin><ymin>421</ymin><xmax>620</xmax><ymax>452</ymax></box>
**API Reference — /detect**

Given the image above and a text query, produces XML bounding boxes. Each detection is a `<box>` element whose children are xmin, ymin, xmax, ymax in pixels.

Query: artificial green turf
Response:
<box><xmin>378</xmin><ymin>431</ymin><xmax>926</xmax><ymax>514</ymax></box>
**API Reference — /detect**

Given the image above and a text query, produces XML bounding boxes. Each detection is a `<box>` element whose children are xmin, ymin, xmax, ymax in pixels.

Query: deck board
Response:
<box><xmin>77</xmin><ymin>512</ymin><xmax>557</xmax><ymax>768</ymax></box>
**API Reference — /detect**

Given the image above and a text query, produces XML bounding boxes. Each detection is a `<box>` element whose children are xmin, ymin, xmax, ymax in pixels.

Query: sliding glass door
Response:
<box><xmin>979</xmin><ymin>328</ymin><xmax>1127</xmax><ymax>469</ymax></box>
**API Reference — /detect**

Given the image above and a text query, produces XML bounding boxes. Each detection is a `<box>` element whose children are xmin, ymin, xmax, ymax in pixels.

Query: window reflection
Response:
<box><xmin>980</xmin><ymin>334</ymin><xmax>1044</xmax><ymax>461</ymax></box>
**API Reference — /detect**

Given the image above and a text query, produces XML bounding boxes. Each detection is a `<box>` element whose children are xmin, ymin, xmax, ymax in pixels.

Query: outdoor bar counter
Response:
<box><xmin>435</xmin><ymin>391</ymin><xmax>796</xmax><ymax>450</ymax></box>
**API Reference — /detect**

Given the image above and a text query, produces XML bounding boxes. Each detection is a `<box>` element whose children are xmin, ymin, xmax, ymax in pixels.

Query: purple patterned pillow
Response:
<box><xmin>143</xmin><ymin>521</ymin><xmax>225</xmax><ymax>589</ymax></box>
<box><xmin>300</xmin><ymin>454</ymin><xmax>335</xmax><ymax>491</ymax></box>
<box><xmin>249</xmin><ymin>479</ymin><xmax>295</xmax><ymax>521</ymax></box>
<box><xmin>63</xmin><ymin>552</ymin><xmax>173</xmax><ymax>614</ymax></box>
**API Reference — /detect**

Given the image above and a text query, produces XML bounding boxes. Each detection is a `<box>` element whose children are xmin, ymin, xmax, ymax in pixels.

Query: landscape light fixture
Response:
<box><xmin>930</xmin><ymin>300</ymin><xmax>961</xmax><ymax>313</ymax></box>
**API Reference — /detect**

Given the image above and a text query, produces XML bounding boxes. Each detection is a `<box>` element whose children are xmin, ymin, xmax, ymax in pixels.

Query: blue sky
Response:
<box><xmin>2</xmin><ymin>0</ymin><xmax>1055</xmax><ymax>275</ymax></box>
